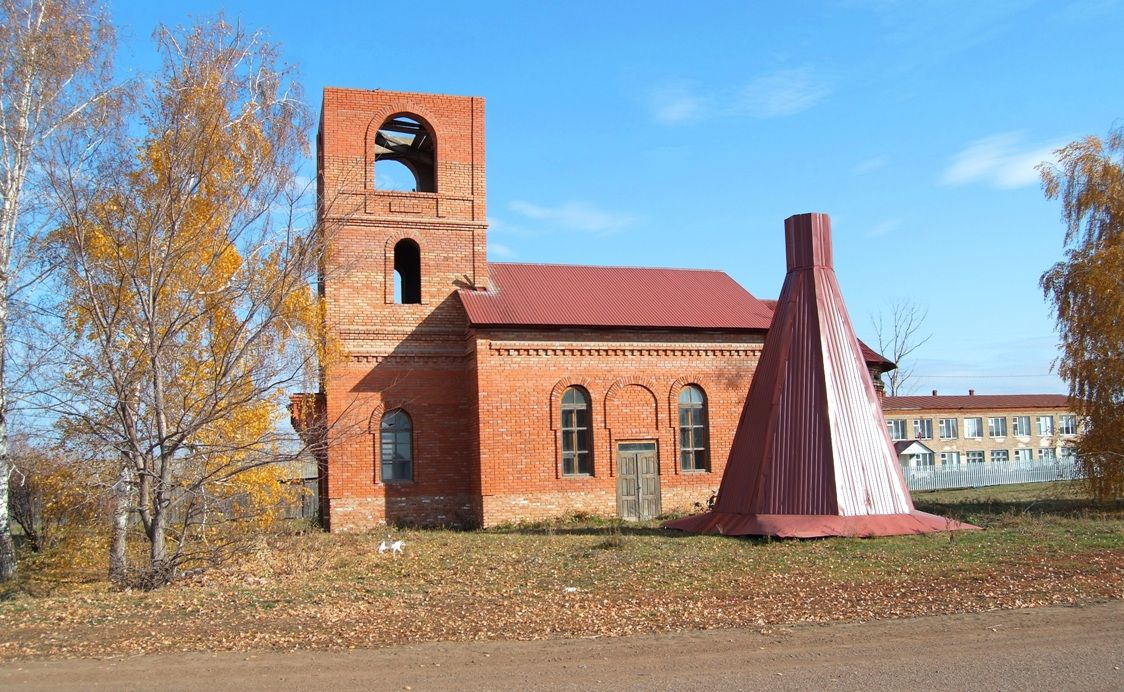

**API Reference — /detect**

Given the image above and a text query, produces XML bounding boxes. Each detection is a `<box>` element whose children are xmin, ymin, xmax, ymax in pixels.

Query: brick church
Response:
<box><xmin>298</xmin><ymin>87</ymin><xmax>892</xmax><ymax>531</ymax></box>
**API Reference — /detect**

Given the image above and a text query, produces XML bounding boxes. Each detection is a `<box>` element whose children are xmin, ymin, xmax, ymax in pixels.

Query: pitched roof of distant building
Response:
<box><xmin>458</xmin><ymin>262</ymin><xmax>775</xmax><ymax>330</ymax></box>
<box><xmin>894</xmin><ymin>440</ymin><xmax>934</xmax><ymax>456</ymax></box>
<box><xmin>882</xmin><ymin>393</ymin><xmax>1071</xmax><ymax>411</ymax></box>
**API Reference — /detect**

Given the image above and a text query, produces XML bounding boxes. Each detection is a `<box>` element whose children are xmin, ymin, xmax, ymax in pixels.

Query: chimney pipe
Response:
<box><xmin>968</xmin><ymin>389</ymin><xmax>975</xmax><ymax>396</ymax></box>
<box><xmin>932</xmin><ymin>389</ymin><xmax>938</xmax><ymax>396</ymax></box>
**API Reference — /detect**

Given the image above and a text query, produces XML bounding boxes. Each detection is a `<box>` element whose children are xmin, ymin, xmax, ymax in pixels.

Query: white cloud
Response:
<box><xmin>508</xmin><ymin>201</ymin><xmax>637</xmax><ymax>233</ymax></box>
<box><xmin>649</xmin><ymin>83</ymin><xmax>707</xmax><ymax>124</ymax></box>
<box><xmin>737</xmin><ymin>68</ymin><xmax>830</xmax><ymax>118</ymax></box>
<box><xmin>647</xmin><ymin>67</ymin><xmax>830</xmax><ymax>125</ymax></box>
<box><xmin>853</xmin><ymin>156</ymin><xmax>889</xmax><ymax>175</ymax></box>
<box><xmin>488</xmin><ymin>242</ymin><xmax>515</xmax><ymax>259</ymax></box>
<box><xmin>865</xmin><ymin>219</ymin><xmax>900</xmax><ymax>238</ymax></box>
<box><xmin>940</xmin><ymin>132</ymin><xmax>1061</xmax><ymax>189</ymax></box>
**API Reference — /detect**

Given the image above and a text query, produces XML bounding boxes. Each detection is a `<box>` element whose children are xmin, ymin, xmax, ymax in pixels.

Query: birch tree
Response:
<box><xmin>0</xmin><ymin>0</ymin><xmax>115</xmax><ymax>582</ymax></box>
<box><xmin>1040</xmin><ymin>127</ymin><xmax>1124</xmax><ymax>501</ymax></box>
<box><xmin>46</xmin><ymin>17</ymin><xmax>323</xmax><ymax>587</ymax></box>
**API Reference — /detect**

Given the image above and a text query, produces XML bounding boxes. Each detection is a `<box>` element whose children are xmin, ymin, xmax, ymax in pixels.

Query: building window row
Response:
<box><xmin>559</xmin><ymin>384</ymin><xmax>711</xmax><ymax>477</ymax></box>
<box><xmin>887</xmin><ymin>413</ymin><xmax>1078</xmax><ymax>441</ymax></box>
<box><xmin>921</xmin><ymin>446</ymin><xmax>1073</xmax><ymax>467</ymax></box>
<box><xmin>386</xmin><ymin>404</ymin><xmax>1076</xmax><ymax>483</ymax></box>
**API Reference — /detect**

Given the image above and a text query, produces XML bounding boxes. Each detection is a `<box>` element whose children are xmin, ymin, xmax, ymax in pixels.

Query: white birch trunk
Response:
<box><xmin>108</xmin><ymin>462</ymin><xmax>131</xmax><ymax>583</ymax></box>
<box><xmin>0</xmin><ymin>175</ymin><xmax>20</xmax><ymax>583</ymax></box>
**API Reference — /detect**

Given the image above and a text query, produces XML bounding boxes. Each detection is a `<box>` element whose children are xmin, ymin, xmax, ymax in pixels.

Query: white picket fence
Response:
<box><xmin>902</xmin><ymin>458</ymin><xmax>1082</xmax><ymax>492</ymax></box>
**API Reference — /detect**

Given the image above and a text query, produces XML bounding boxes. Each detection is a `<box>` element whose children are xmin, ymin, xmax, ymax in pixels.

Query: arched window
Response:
<box><xmin>380</xmin><ymin>409</ymin><xmax>413</xmax><ymax>482</ymax></box>
<box><xmin>373</xmin><ymin>114</ymin><xmax>435</xmax><ymax>193</ymax></box>
<box><xmin>393</xmin><ymin>238</ymin><xmax>421</xmax><ymax>304</ymax></box>
<box><xmin>678</xmin><ymin>385</ymin><xmax>709</xmax><ymax>472</ymax></box>
<box><xmin>560</xmin><ymin>387</ymin><xmax>592</xmax><ymax>476</ymax></box>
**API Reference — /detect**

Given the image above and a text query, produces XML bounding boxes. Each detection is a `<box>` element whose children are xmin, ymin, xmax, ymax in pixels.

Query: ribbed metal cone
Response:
<box><xmin>665</xmin><ymin>213</ymin><xmax>977</xmax><ymax>537</ymax></box>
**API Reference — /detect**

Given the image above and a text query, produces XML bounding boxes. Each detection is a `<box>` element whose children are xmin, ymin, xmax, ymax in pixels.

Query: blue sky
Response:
<box><xmin>110</xmin><ymin>0</ymin><xmax>1124</xmax><ymax>395</ymax></box>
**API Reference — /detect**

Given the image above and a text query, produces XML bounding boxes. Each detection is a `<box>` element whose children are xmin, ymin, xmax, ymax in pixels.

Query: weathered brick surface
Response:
<box><xmin>471</xmin><ymin>330</ymin><xmax>761</xmax><ymax>526</ymax></box>
<box><xmin>316</xmin><ymin>88</ymin><xmax>764</xmax><ymax>531</ymax></box>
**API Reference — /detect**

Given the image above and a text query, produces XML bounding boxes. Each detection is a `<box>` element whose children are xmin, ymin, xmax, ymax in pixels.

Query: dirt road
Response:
<box><xmin>1</xmin><ymin>601</ymin><xmax>1121</xmax><ymax>691</ymax></box>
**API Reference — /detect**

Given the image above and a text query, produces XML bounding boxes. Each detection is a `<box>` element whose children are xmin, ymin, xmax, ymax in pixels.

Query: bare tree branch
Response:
<box><xmin>871</xmin><ymin>300</ymin><xmax>932</xmax><ymax>397</ymax></box>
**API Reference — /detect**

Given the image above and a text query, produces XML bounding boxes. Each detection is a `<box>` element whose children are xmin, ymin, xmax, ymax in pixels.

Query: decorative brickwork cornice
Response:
<box><xmin>338</xmin><ymin>329</ymin><xmax>465</xmax><ymax>342</ymax></box>
<box><xmin>488</xmin><ymin>342</ymin><xmax>762</xmax><ymax>358</ymax></box>
<box><xmin>347</xmin><ymin>354</ymin><xmax>466</xmax><ymax>366</ymax></box>
<box><xmin>322</xmin><ymin>210</ymin><xmax>489</xmax><ymax>229</ymax></box>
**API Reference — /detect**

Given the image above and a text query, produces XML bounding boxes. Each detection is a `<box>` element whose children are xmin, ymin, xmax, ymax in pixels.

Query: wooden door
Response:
<box><xmin>616</xmin><ymin>442</ymin><xmax>661</xmax><ymax>520</ymax></box>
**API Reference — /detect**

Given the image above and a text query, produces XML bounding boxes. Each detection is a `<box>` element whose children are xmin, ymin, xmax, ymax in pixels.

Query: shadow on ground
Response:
<box><xmin>914</xmin><ymin>497</ymin><xmax>1123</xmax><ymax>522</ymax></box>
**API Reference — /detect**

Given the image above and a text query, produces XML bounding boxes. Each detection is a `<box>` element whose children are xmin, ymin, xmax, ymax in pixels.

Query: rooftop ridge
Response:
<box><xmin>489</xmin><ymin>260</ymin><xmax>728</xmax><ymax>273</ymax></box>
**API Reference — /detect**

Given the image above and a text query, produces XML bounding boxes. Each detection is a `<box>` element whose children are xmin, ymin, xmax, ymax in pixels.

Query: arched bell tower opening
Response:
<box><xmin>373</xmin><ymin>114</ymin><xmax>436</xmax><ymax>193</ymax></box>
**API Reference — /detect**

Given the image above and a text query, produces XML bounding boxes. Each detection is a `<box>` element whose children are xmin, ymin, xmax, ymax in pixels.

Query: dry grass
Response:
<box><xmin>0</xmin><ymin>482</ymin><xmax>1120</xmax><ymax>660</ymax></box>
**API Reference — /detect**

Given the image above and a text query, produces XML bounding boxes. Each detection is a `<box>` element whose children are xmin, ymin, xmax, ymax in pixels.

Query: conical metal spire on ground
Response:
<box><xmin>665</xmin><ymin>213</ymin><xmax>976</xmax><ymax>537</ymax></box>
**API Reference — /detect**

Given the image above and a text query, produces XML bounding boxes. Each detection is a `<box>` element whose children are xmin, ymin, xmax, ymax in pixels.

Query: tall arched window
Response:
<box><xmin>373</xmin><ymin>114</ymin><xmax>435</xmax><ymax>193</ymax></box>
<box><xmin>380</xmin><ymin>409</ymin><xmax>413</xmax><ymax>482</ymax></box>
<box><xmin>393</xmin><ymin>238</ymin><xmax>421</xmax><ymax>304</ymax></box>
<box><xmin>679</xmin><ymin>385</ymin><xmax>709</xmax><ymax>472</ymax></box>
<box><xmin>560</xmin><ymin>387</ymin><xmax>592</xmax><ymax>476</ymax></box>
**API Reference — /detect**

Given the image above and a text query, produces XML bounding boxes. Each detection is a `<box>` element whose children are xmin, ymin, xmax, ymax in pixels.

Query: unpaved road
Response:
<box><xmin>1</xmin><ymin>601</ymin><xmax>1121</xmax><ymax>691</ymax></box>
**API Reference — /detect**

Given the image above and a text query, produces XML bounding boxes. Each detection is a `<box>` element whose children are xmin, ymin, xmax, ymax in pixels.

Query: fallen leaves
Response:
<box><xmin>0</xmin><ymin>505</ymin><xmax>1120</xmax><ymax>661</ymax></box>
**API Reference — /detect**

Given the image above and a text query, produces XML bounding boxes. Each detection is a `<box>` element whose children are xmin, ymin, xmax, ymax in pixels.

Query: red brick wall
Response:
<box><xmin>472</xmin><ymin>330</ymin><xmax>763</xmax><ymax>526</ymax></box>
<box><xmin>318</xmin><ymin>88</ymin><xmax>487</xmax><ymax>531</ymax></box>
<box><xmin>316</xmin><ymin>88</ymin><xmax>765</xmax><ymax>531</ymax></box>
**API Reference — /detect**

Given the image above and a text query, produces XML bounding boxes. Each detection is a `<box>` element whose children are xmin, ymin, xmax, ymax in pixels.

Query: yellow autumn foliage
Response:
<box><xmin>7</xmin><ymin>444</ymin><xmax>110</xmax><ymax>585</ymax></box>
<box><xmin>1040</xmin><ymin>127</ymin><xmax>1124</xmax><ymax>501</ymax></box>
<box><xmin>49</xmin><ymin>17</ymin><xmax>326</xmax><ymax>584</ymax></box>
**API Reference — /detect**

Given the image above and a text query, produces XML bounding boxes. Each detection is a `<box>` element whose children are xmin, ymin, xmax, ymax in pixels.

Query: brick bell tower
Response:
<box><xmin>316</xmin><ymin>88</ymin><xmax>487</xmax><ymax>530</ymax></box>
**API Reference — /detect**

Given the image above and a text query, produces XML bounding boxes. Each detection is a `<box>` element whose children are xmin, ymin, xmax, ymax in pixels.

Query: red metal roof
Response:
<box><xmin>883</xmin><ymin>393</ymin><xmax>1071</xmax><ymax>411</ymax></box>
<box><xmin>859</xmin><ymin>343</ymin><xmax>895</xmax><ymax>370</ymax></box>
<box><xmin>758</xmin><ymin>298</ymin><xmax>895</xmax><ymax>370</ymax></box>
<box><xmin>664</xmin><ymin>213</ymin><xmax>975</xmax><ymax>538</ymax></box>
<box><xmin>458</xmin><ymin>262</ymin><xmax>774</xmax><ymax>330</ymax></box>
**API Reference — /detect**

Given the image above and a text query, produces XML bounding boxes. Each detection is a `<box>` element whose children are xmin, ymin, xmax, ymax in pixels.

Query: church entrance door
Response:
<box><xmin>616</xmin><ymin>442</ymin><xmax>661</xmax><ymax>521</ymax></box>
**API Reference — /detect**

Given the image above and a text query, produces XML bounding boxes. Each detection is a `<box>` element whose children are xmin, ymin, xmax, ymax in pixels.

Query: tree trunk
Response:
<box><xmin>0</xmin><ymin>456</ymin><xmax>15</xmax><ymax>581</ymax></box>
<box><xmin>108</xmin><ymin>463</ymin><xmax>132</xmax><ymax>584</ymax></box>
<box><xmin>0</xmin><ymin>318</ymin><xmax>15</xmax><ymax>582</ymax></box>
<box><xmin>148</xmin><ymin>502</ymin><xmax>169</xmax><ymax>587</ymax></box>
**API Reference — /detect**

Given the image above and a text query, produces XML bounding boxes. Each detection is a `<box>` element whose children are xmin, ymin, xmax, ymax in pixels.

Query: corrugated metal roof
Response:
<box><xmin>758</xmin><ymin>298</ymin><xmax>895</xmax><ymax>369</ymax></box>
<box><xmin>665</xmin><ymin>213</ymin><xmax>975</xmax><ymax>538</ymax></box>
<box><xmin>883</xmin><ymin>393</ymin><xmax>1071</xmax><ymax>411</ymax></box>
<box><xmin>458</xmin><ymin>263</ymin><xmax>774</xmax><ymax>330</ymax></box>
<box><xmin>858</xmin><ymin>342</ymin><xmax>895</xmax><ymax>369</ymax></box>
